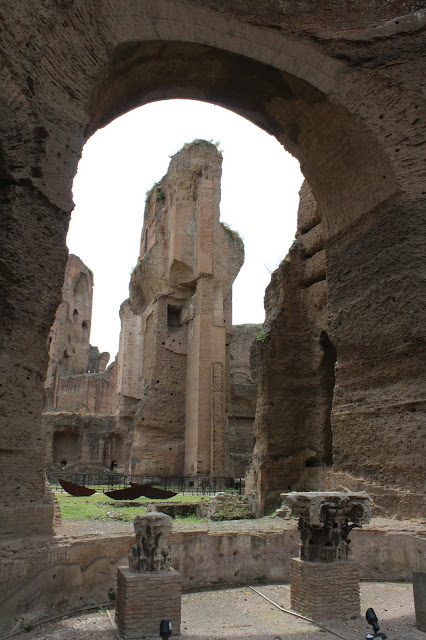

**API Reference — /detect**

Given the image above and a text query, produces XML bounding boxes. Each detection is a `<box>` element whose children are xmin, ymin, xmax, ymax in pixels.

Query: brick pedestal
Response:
<box><xmin>289</xmin><ymin>557</ymin><xmax>360</xmax><ymax>620</ymax></box>
<box><xmin>116</xmin><ymin>567</ymin><xmax>181</xmax><ymax>639</ymax></box>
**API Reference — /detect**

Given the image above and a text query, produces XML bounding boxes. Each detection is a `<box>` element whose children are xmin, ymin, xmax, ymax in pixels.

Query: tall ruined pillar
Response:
<box><xmin>129</xmin><ymin>140</ymin><xmax>243</xmax><ymax>477</ymax></box>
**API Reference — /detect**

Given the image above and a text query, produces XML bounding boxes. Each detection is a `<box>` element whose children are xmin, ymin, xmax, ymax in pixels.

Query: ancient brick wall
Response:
<box><xmin>250</xmin><ymin>177</ymin><xmax>425</xmax><ymax>517</ymax></box>
<box><xmin>44</xmin><ymin>413</ymin><xmax>127</xmax><ymax>472</ymax></box>
<box><xmin>129</xmin><ymin>141</ymin><xmax>244</xmax><ymax>477</ymax></box>
<box><xmin>42</xmin><ymin>147</ymin><xmax>256</xmax><ymax>479</ymax></box>
<box><xmin>249</xmin><ymin>182</ymin><xmax>333</xmax><ymax>513</ymax></box>
<box><xmin>0</xmin><ymin>0</ymin><xmax>424</xmax><ymax>538</ymax></box>
<box><xmin>289</xmin><ymin>558</ymin><xmax>360</xmax><ymax>620</ymax></box>
<box><xmin>44</xmin><ymin>255</ymin><xmax>94</xmax><ymax>409</ymax></box>
<box><xmin>42</xmin><ymin>254</ymin><xmax>120</xmax><ymax>473</ymax></box>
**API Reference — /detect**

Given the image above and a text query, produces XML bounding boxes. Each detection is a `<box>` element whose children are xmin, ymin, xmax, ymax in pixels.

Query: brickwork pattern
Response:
<box><xmin>289</xmin><ymin>558</ymin><xmax>360</xmax><ymax>620</ymax></box>
<box><xmin>116</xmin><ymin>567</ymin><xmax>181</xmax><ymax>639</ymax></box>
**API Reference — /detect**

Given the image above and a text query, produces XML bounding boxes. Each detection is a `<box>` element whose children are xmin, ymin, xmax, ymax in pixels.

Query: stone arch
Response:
<box><xmin>87</xmin><ymin>39</ymin><xmax>397</xmax><ymax>239</ymax></box>
<box><xmin>0</xmin><ymin>1</ymin><xmax>424</xmax><ymax>541</ymax></box>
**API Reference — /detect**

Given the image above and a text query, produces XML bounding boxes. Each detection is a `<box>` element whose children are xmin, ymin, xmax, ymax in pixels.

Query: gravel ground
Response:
<box><xmin>10</xmin><ymin>582</ymin><xmax>423</xmax><ymax>640</ymax></box>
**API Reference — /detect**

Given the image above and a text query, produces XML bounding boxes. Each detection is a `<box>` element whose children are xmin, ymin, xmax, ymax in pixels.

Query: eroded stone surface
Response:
<box><xmin>128</xmin><ymin>141</ymin><xmax>244</xmax><ymax>477</ymax></box>
<box><xmin>249</xmin><ymin>183</ymin><xmax>333</xmax><ymax>514</ymax></box>
<box><xmin>249</xmin><ymin>180</ymin><xmax>426</xmax><ymax>518</ymax></box>
<box><xmin>129</xmin><ymin>513</ymin><xmax>173</xmax><ymax>573</ymax></box>
<box><xmin>42</xmin><ymin>142</ymin><xmax>256</xmax><ymax>478</ymax></box>
<box><xmin>283</xmin><ymin>491</ymin><xmax>371</xmax><ymax>562</ymax></box>
<box><xmin>0</xmin><ymin>0</ymin><xmax>424</xmax><ymax>614</ymax></box>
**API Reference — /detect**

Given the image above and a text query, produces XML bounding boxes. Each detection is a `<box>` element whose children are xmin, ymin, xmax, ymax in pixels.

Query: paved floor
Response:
<box><xmin>9</xmin><ymin>582</ymin><xmax>423</xmax><ymax>640</ymax></box>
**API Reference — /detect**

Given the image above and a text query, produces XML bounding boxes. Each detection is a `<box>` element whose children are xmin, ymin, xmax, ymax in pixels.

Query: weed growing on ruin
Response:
<box><xmin>145</xmin><ymin>185</ymin><xmax>154</xmax><ymax>200</ymax></box>
<box><xmin>178</xmin><ymin>138</ymin><xmax>222</xmax><ymax>154</ymax></box>
<box><xmin>156</xmin><ymin>187</ymin><xmax>165</xmax><ymax>201</ymax></box>
<box><xmin>220</xmin><ymin>221</ymin><xmax>241</xmax><ymax>240</ymax></box>
<box><xmin>174</xmin><ymin>514</ymin><xmax>208</xmax><ymax>524</ymax></box>
<box><xmin>256</xmin><ymin>331</ymin><xmax>269</xmax><ymax>343</ymax></box>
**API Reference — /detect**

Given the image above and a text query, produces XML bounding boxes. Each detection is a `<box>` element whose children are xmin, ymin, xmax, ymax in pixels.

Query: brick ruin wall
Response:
<box><xmin>43</xmin><ymin>143</ymin><xmax>257</xmax><ymax>479</ymax></box>
<box><xmin>0</xmin><ymin>0</ymin><xmax>424</xmax><ymax>541</ymax></box>
<box><xmin>250</xmin><ymin>181</ymin><xmax>425</xmax><ymax>517</ymax></box>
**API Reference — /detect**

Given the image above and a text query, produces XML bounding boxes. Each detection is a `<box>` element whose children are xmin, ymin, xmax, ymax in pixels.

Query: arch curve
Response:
<box><xmin>88</xmin><ymin>39</ymin><xmax>397</xmax><ymax>238</ymax></box>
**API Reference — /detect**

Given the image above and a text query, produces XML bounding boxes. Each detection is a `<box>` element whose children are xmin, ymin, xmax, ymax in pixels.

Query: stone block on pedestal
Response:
<box><xmin>116</xmin><ymin>512</ymin><xmax>181</xmax><ymax>638</ymax></box>
<box><xmin>282</xmin><ymin>491</ymin><xmax>371</xmax><ymax>621</ymax></box>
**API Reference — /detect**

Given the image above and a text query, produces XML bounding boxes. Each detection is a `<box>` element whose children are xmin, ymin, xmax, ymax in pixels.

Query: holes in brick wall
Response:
<box><xmin>305</xmin><ymin>457</ymin><xmax>321</xmax><ymax>468</ymax></box>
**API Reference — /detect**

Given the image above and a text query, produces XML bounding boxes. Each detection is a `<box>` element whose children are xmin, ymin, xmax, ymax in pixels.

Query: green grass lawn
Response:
<box><xmin>56</xmin><ymin>491</ymin><xmax>208</xmax><ymax>522</ymax></box>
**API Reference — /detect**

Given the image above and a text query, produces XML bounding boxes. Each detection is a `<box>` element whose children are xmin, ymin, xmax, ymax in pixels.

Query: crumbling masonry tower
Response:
<box><xmin>127</xmin><ymin>140</ymin><xmax>244</xmax><ymax>477</ymax></box>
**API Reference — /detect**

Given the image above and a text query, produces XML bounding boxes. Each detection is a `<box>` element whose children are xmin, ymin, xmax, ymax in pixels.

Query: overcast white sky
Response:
<box><xmin>68</xmin><ymin>100</ymin><xmax>303</xmax><ymax>358</ymax></box>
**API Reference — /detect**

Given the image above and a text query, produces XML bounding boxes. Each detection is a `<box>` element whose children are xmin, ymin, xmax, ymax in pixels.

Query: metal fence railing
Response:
<box><xmin>47</xmin><ymin>471</ymin><xmax>243</xmax><ymax>496</ymax></box>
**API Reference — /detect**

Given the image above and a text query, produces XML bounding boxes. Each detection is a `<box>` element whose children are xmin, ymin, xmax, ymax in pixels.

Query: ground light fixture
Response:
<box><xmin>365</xmin><ymin>608</ymin><xmax>387</xmax><ymax>639</ymax></box>
<box><xmin>160</xmin><ymin>619</ymin><xmax>172</xmax><ymax>639</ymax></box>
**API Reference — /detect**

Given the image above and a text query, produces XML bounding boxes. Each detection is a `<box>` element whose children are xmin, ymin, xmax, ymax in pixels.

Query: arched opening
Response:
<box><xmin>53</xmin><ymin>431</ymin><xmax>79</xmax><ymax>467</ymax></box>
<box><xmin>88</xmin><ymin>40</ymin><xmax>396</xmax><ymax>238</ymax></box>
<box><xmin>1</xmin><ymin>7</ymin><xmax>424</xmax><ymax>636</ymax></box>
<box><xmin>66</xmin><ymin>98</ymin><xmax>304</xmax><ymax>482</ymax></box>
<box><xmin>57</xmin><ymin>37</ymin><xmax>398</xmax><ymax>501</ymax></box>
<box><xmin>82</xmin><ymin>320</ymin><xmax>90</xmax><ymax>336</ymax></box>
<box><xmin>4</xmin><ymin>2</ymin><xmax>423</xmax><ymax>549</ymax></box>
<box><xmin>73</xmin><ymin>273</ymin><xmax>89</xmax><ymax>305</ymax></box>
<box><xmin>103</xmin><ymin>436</ymin><xmax>124</xmax><ymax>469</ymax></box>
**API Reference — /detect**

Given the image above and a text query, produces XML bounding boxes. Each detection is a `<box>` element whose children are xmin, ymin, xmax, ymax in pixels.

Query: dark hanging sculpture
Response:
<box><xmin>104</xmin><ymin>482</ymin><xmax>177</xmax><ymax>500</ymax></box>
<box><xmin>59</xmin><ymin>478</ymin><xmax>96</xmax><ymax>497</ymax></box>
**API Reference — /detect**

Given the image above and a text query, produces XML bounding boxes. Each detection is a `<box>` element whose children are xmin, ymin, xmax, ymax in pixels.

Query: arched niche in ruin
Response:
<box><xmin>73</xmin><ymin>272</ymin><xmax>90</xmax><ymax>306</ymax></box>
<box><xmin>0</xmin><ymin>1</ymin><xmax>424</xmax><ymax>536</ymax></box>
<box><xmin>103</xmin><ymin>434</ymin><xmax>124</xmax><ymax>469</ymax></box>
<box><xmin>53</xmin><ymin>431</ymin><xmax>79</xmax><ymax>466</ymax></box>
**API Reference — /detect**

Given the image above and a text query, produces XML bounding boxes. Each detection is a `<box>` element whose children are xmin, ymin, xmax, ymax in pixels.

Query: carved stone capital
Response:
<box><xmin>129</xmin><ymin>512</ymin><xmax>173</xmax><ymax>573</ymax></box>
<box><xmin>282</xmin><ymin>491</ymin><xmax>371</xmax><ymax>562</ymax></box>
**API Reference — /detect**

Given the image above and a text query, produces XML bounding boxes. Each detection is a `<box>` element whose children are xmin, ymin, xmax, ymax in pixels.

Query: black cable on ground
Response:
<box><xmin>248</xmin><ymin>585</ymin><xmax>352</xmax><ymax>640</ymax></box>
